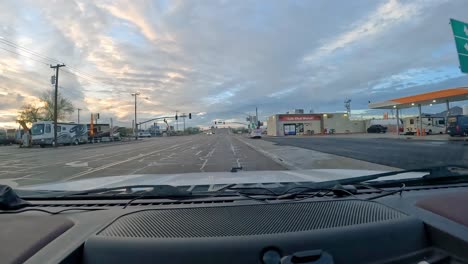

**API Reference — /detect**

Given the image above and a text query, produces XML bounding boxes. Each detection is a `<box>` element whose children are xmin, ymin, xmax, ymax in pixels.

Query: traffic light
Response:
<box><xmin>189</xmin><ymin>113</ymin><xmax>192</xmax><ymax>119</ymax></box>
<box><xmin>175</xmin><ymin>114</ymin><xmax>178</xmax><ymax>120</ymax></box>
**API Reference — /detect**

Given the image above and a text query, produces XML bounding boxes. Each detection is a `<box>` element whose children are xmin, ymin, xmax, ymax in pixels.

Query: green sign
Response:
<box><xmin>450</xmin><ymin>18</ymin><xmax>468</xmax><ymax>73</ymax></box>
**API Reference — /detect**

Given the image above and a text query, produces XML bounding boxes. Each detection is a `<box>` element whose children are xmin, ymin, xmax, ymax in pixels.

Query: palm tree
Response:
<box><xmin>40</xmin><ymin>90</ymin><xmax>75</xmax><ymax>121</ymax></box>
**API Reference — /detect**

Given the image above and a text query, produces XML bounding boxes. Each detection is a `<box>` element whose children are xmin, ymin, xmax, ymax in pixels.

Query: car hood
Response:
<box><xmin>18</xmin><ymin>169</ymin><xmax>426</xmax><ymax>191</ymax></box>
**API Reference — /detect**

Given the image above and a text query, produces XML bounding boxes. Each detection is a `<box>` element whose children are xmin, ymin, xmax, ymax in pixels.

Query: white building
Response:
<box><xmin>267</xmin><ymin>113</ymin><xmax>366</xmax><ymax>136</ymax></box>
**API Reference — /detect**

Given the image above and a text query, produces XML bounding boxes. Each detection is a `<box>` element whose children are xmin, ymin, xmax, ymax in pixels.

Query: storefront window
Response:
<box><xmin>296</xmin><ymin>123</ymin><xmax>304</xmax><ymax>133</ymax></box>
<box><xmin>283</xmin><ymin>124</ymin><xmax>296</xmax><ymax>135</ymax></box>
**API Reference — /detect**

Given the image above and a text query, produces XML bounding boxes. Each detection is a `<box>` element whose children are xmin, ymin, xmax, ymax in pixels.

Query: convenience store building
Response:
<box><xmin>267</xmin><ymin>113</ymin><xmax>365</xmax><ymax>136</ymax></box>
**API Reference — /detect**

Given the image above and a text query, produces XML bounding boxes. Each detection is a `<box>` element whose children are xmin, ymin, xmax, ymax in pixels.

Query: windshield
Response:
<box><xmin>0</xmin><ymin>0</ymin><xmax>467</xmax><ymax>194</ymax></box>
<box><xmin>30</xmin><ymin>124</ymin><xmax>44</xmax><ymax>136</ymax></box>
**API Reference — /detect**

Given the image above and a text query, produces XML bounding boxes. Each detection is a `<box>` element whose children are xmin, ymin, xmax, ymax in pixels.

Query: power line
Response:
<box><xmin>0</xmin><ymin>37</ymin><xmax>113</xmax><ymax>86</ymax></box>
<box><xmin>0</xmin><ymin>38</ymin><xmax>62</xmax><ymax>64</ymax></box>
<box><xmin>0</xmin><ymin>36</ymin><xmax>165</xmax><ymax>102</ymax></box>
<box><xmin>61</xmin><ymin>68</ymin><xmax>111</xmax><ymax>87</ymax></box>
<box><xmin>0</xmin><ymin>46</ymin><xmax>50</xmax><ymax>66</ymax></box>
<box><xmin>0</xmin><ymin>43</ymin><xmax>115</xmax><ymax>90</ymax></box>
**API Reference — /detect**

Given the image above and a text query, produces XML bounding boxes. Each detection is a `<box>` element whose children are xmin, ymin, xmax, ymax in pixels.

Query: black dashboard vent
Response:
<box><xmin>98</xmin><ymin>200</ymin><xmax>407</xmax><ymax>238</ymax></box>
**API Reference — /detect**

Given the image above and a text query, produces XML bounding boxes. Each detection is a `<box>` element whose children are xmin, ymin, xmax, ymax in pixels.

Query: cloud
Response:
<box><xmin>1</xmin><ymin>0</ymin><xmax>468</xmax><ymax>129</ymax></box>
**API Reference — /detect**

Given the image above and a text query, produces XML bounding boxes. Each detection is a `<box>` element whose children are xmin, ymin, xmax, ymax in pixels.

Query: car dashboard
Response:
<box><xmin>1</xmin><ymin>184</ymin><xmax>468</xmax><ymax>264</ymax></box>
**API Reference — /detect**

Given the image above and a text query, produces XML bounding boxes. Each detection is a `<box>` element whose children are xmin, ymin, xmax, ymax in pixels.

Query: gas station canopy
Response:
<box><xmin>368</xmin><ymin>87</ymin><xmax>468</xmax><ymax>109</ymax></box>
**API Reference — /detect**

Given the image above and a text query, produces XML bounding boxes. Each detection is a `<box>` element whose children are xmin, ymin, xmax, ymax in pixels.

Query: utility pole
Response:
<box><xmin>50</xmin><ymin>64</ymin><xmax>65</xmax><ymax>148</ymax></box>
<box><xmin>182</xmin><ymin>113</ymin><xmax>186</xmax><ymax>134</ymax></box>
<box><xmin>132</xmin><ymin>92</ymin><xmax>140</xmax><ymax>140</ymax></box>
<box><xmin>77</xmin><ymin>108</ymin><xmax>81</xmax><ymax>124</ymax></box>
<box><xmin>110</xmin><ymin>117</ymin><xmax>113</xmax><ymax>142</ymax></box>
<box><xmin>255</xmin><ymin>107</ymin><xmax>259</xmax><ymax>129</ymax></box>
<box><xmin>175</xmin><ymin>110</ymin><xmax>178</xmax><ymax>132</ymax></box>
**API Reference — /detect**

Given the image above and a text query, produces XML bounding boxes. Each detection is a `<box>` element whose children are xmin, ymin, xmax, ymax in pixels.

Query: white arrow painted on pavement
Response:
<box><xmin>65</xmin><ymin>161</ymin><xmax>89</xmax><ymax>167</ymax></box>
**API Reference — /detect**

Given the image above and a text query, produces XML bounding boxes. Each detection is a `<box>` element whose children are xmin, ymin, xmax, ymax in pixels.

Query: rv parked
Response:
<box><xmin>0</xmin><ymin>128</ymin><xmax>14</xmax><ymax>145</ymax></box>
<box><xmin>31</xmin><ymin>121</ymin><xmax>88</xmax><ymax>147</ymax></box>
<box><xmin>446</xmin><ymin>115</ymin><xmax>468</xmax><ymax>137</ymax></box>
<box><xmin>403</xmin><ymin>116</ymin><xmax>445</xmax><ymax>135</ymax></box>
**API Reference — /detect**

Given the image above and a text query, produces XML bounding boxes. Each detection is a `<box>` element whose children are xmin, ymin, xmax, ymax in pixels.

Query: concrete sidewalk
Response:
<box><xmin>235</xmin><ymin>136</ymin><xmax>398</xmax><ymax>171</ymax></box>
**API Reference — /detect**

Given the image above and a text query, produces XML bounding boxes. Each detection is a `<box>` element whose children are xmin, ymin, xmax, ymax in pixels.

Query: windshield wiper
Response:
<box><xmin>302</xmin><ymin>165</ymin><xmax>468</xmax><ymax>190</ymax></box>
<box><xmin>22</xmin><ymin>185</ymin><xmax>195</xmax><ymax>199</ymax></box>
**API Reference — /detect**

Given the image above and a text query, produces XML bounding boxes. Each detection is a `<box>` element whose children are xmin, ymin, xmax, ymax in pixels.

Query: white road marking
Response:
<box><xmin>63</xmin><ymin>141</ymin><xmax>193</xmax><ymax>181</ymax></box>
<box><xmin>230</xmin><ymin>142</ymin><xmax>236</xmax><ymax>155</ymax></box>
<box><xmin>12</xmin><ymin>173</ymin><xmax>37</xmax><ymax>180</ymax></box>
<box><xmin>160</xmin><ymin>152</ymin><xmax>177</xmax><ymax>161</ymax></box>
<box><xmin>65</xmin><ymin>161</ymin><xmax>89</xmax><ymax>167</ymax></box>
<box><xmin>195</xmin><ymin>150</ymin><xmax>203</xmax><ymax>156</ymax></box>
<box><xmin>200</xmin><ymin>146</ymin><xmax>217</xmax><ymax>172</ymax></box>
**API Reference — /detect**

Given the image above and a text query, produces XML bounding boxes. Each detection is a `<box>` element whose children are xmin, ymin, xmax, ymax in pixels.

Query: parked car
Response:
<box><xmin>367</xmin><ymin>125</ymin><xmax>387</xmax><ymax>133</ymax></box>
<box><xmin>138</xmin><ymin>131</ymin><xmax>152</xmax><ymax>138</ymax></box>
<box><xmin>446</xmin><ymin>115</ymin><xmax>468</xmax><ymax>137</ymax></box>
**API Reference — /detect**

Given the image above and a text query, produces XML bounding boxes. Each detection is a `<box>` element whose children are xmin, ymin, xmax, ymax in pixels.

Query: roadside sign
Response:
<box><xmin>450</xmin><ymin>18</ymin><xmax>468</xmax><ymax>73</ymax></box>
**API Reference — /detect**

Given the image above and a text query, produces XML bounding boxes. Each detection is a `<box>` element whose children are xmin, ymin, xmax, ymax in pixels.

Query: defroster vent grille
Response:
<box><xmin>98</xmin><ymin>200</ymin><xmax>406</xmax><ymax>238</ymax></box>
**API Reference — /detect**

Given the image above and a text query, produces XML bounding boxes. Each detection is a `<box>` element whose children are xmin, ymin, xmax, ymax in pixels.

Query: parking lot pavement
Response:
<box><xmin>0</xmin><ymin>131</ymin><xmax>285</xmax><ymax>187</ymax></box>
<box><xmin>262</xmin><ymin>136</ymin><xmax>468</xmax><ymax>169</ymax></box>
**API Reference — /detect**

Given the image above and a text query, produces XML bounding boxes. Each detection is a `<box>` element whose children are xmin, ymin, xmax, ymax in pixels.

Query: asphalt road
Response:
<box><xmin>263</xmin><ymin>136</ymin><xmax>467</xmax><ymax>169</ymax></box>
<box><xmin>0</xmin><ymin>130</ymin><xmax>284</xmax><ymax>187</ymax></box>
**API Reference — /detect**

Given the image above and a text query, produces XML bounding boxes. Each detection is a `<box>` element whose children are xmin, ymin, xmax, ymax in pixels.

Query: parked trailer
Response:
<box><xmin>31</xmin><ymin>121</ymin><xmax>88</xmax><ymax>147</ymax></box>
<box><xmin>402</xmin><ymin>116</ymin><xmax>445</xmax><ymax>135</ymax></box>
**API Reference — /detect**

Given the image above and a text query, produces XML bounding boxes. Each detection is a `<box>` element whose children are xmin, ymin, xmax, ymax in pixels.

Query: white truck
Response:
<box><xmin>402</xmin><ymin>116</ymin><xmax>446</xmax><ymax>135</ymax></box>
<box><xmin>31</xmin><ymin>121</ymin><xmax>88</xmax><ymax>147</ymax></box>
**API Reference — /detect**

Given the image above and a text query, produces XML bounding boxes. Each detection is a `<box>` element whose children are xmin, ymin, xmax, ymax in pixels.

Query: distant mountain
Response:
<box><xmin>424</xmin><ymin>106</ymin><xmax>463</xmax><ymax>117</ymax></box>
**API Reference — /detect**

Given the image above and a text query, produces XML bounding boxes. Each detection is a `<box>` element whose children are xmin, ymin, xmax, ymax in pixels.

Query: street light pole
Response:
<box><xmin>77</xmin><ymin>108</ymin><xmax>81</xmax><ymax>124</ymax></box>
<box><xmin>132</xmin><ymin>92</ymin><xmax>140</xmax><ymax>140</ymax></box>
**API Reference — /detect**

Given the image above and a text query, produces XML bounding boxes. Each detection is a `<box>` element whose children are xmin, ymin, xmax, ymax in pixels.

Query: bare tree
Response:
<box><xmin>17</xmin><ymin>103</ymin><xmax>43</xmax><ymax>125</ymax></box>
<box><xmin>40</xmin><ymin>90</ymin><xmax>75</xmax><ymax>121</ymax></box>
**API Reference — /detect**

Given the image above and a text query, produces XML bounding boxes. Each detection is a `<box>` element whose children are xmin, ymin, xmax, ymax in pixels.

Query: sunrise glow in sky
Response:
<box><xmin>1</xmin><ymin>0</ymin><xmax>467</xmax><ymax>128</ymax></box>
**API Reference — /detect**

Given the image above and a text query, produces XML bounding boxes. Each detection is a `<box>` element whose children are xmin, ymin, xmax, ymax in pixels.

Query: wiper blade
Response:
<box><xmin>27</xmin><ymin>185</ymin><xmax>193</xmax><ymax>199</ymax></box>
<box><xmin>300</xmin><ymin>165</ymin><xmax>468</xmax><ymax>190</ymax></box>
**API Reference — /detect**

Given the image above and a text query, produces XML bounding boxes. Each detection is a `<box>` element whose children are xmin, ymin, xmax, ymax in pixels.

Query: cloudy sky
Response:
<box><xmin>0</xmin><ymin>0</ymin><xmax>467</xmax><ymax>129</ymax></box>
